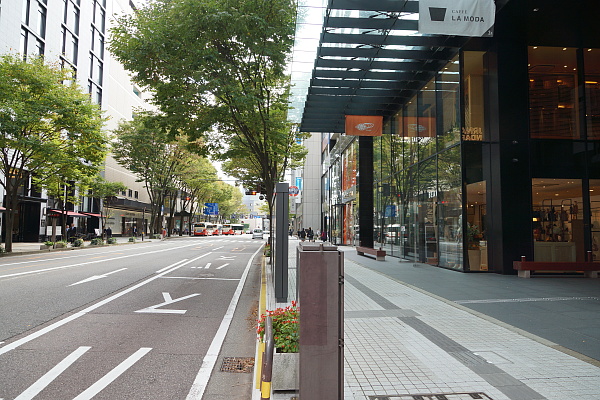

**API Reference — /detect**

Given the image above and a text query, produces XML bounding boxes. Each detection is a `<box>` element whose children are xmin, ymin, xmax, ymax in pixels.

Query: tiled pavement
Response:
<box><xmin>273</xmin><ymin>238</ymin><xmax>600</xmax><ymax>400</ymax></box>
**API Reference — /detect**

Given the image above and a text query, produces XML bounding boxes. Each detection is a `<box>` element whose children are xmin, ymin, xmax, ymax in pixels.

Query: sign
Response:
<box><xmin>295</xmin><ymin>177</ymin><xmax>303</xmax><ymax>190</ymax></box>
<box><xmin>384</xmin><ymin>205</ymin><xmax>397</xmax><ymax>218</ymax></box>
<box><xmin>204</xmin><ymin>203</ymin><xmax>219</xmax><ymax>216</ymax></box>
<box><xmin>289</xmin><ymin>186</ymin><xmax>299</xmax><ymax>196</ymax></box>
<box><xmin>419</xmin><ymin>0</ymin><xmax>495</xmax><ymax>37</ymax></box>
<box><xmin>345</xmin><ymin>115</ymin><xmax>383</xmax><ymax>136</ymax></box>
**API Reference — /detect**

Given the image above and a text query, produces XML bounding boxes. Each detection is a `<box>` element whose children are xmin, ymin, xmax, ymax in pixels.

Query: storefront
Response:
<box><xmin>316</xmin><ymin>0</ymin><xmax>600</xmax><ymax>274</ymax></box>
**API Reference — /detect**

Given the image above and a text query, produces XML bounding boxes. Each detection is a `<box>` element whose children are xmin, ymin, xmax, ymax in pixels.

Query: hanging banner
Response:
<box><xmin>419</xmin><ymin>0</ymin><xmax>496</xmax><ymax>37</ymax></box>
<box><xmin>345</xmin><ymin>115</ymin><xmax>383</xmax><ymax>136</ymax></box>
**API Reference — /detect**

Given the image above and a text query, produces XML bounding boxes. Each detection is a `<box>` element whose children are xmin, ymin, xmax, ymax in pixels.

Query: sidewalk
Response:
<box><xmin>270</xmin><ymin>238</ymin><xmax>600</xmax><ymax>400</ymax></box>
<box><xmin>1</xmin><ymin>236</ymin><xmax>162</xmax><ymax>255</ymax></box>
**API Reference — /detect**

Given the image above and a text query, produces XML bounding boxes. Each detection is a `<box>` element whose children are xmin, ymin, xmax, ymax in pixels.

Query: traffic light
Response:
<box><xmin>256</xmin><ymin>182</ymin><xmax>267</xmax><ymax>195</ymax></box>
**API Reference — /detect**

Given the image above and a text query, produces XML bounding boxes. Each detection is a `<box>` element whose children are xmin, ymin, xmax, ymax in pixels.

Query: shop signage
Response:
<box><xmin>419</xmin><ymin>0</ymin><xmax>496</xmax><ymax>37</ymax></box>
<box><xmin>345</xmin><ymin>115</ymin><xmax>383</xmax><ymax>136</ymax></box>
<box><xmin>462</xmin><ymin>127</ymin><xmax>483</xmax><ymax>141</ymax></box>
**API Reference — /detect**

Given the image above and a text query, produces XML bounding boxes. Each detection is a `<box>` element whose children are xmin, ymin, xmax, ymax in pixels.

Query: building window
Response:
<box><xmin>585</xmin><ymin>48</ymin><xmax>600</xmax><ymax>140</ymax></box>
<box><xmin>128</xmin><ymin>189</ymin><xmax>133</xmax><ymax>197</ymax></box>
<box><xmin>532</xmin><ymin>179</ymin><xmax>584</xmax><ymax>262</ymax></box>
<box><xmin>529</xmin><ymin>46</ymin><xmax>579</xmax><ymax>139</ymax></box>
<box><xmin>134</xmin><ymin>191</ymin><xmax>138</xmax><ymax>199</ymax></box>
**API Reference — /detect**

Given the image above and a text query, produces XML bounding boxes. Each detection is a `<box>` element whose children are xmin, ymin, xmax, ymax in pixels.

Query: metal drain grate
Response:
<box><xmin>369</xmin><ymin>393</ymin><xmax>492</xmax><ymax>400</ymax></box>
<box><xmin>220</xmin><ymin>357</ymin><xmax>255</xmax><ymax>373</ymax></box>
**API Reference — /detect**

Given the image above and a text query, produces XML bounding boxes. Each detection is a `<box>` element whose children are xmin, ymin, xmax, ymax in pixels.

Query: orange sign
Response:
<box><xmin>401</xmin><ymin>117</ymin><xmax>436</xmax><ymax>138</ymax></box>
<box><xmin>345</xmin><ymin>115</ymin><xmax>383</xmax><ymax>136</ymax></box>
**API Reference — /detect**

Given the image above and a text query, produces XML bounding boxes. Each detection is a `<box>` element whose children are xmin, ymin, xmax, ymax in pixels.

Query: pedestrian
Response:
<box><xmin>106</xmin><ymin>226</ymin><xmax>112</xmax><ymax>239</ymax></box>
<box><xmin>307</xmin><ymin>227</ymin><xmax>314</xmax><ymax>242</ymax></box>
<box><xmin>321</xmin><ymin>230</ymin><xmax>327</xmax><ymax>242</ymax></box>
<box><xmin>299</xmin><ymin>228</ymin><xmax>306</xmax><ymax>242</ymax></box>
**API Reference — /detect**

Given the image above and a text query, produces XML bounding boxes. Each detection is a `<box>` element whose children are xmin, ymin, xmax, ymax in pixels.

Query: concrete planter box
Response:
<box><xmin>272</xmin><ymin>351</ymin><xmax>298</xmax><ymax>391</ymax></box>
<box><xmin>40</xmin><ymin>245</ymin><xmax>51</xmax><ymax>250</ymax></box>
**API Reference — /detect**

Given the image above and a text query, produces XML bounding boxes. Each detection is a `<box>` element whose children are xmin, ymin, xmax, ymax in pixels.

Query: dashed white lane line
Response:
<box><xmin>72</xmin><ymin>347</ymin><xmax>152</xmax><ymax>400</ymax></box>
<box><xmin>14</xmin><ymin>346</ymin><xmax>91</xmax><ymax>400</ymax></box>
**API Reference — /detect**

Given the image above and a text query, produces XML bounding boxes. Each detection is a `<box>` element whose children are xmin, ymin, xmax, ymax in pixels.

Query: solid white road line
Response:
<box><xmin>185</xmin><ymin>246</ymin><xmax>262</xmax><ymax>400</ymax></box>
<box><xmin>14</xmin><ymin>346</ymin><xmax>91</xmax><ymax>400</ymax></box>
<box><xmin>159</xmin><ymin>276</ymin><xmax>240</xmax><ymax>281</ymax></box>
<box><xmin>156</xmin><ymin>259</ymin><xmax>187</xmax><ymax>273</ymax></box>
<box><xmin>72</xmin><ymin>347</ymin><xmax>152</xmax><ymax>400</ymax></box>
<box><xmin>0</xmin><ymin>243</ymin><xmax>200</xmax><ymax>280</ymax></box>
<box><xmin>0</xmin><ymin>253</ymin><xmax>211</xmax><ymax>356</ymax></box>
<box><xmin>216</xmin><ymin>263</ymin><xmax>229</xmax><ymax>270</ymax></box>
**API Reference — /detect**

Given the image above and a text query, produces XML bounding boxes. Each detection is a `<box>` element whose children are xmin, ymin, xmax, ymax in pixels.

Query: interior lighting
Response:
<box><xmin>563</xmin><ymin>48</ymin><xmax>567</xmax><ymax>51</ymax></box>
<box><xmin>533</xmin><ymin>46</ymin><xmax>538</xmax><ymax>49</ymax></box>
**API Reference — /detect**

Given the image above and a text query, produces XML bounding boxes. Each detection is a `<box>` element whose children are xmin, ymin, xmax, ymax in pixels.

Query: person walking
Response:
<box><xmin>299</xmin><ymin>228</ymin><xmax>306</xmax><ymax>242</ymax></box>
<box><xmin>307</xmin><ymin>227</ymin><xmax>314</xmax><ymax>242</ymax></box>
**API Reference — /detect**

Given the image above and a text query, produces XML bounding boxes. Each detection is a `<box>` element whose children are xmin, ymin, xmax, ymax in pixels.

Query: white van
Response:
<box><xmin>252</xmin><ymin>228</ymin><xmax>264</xmax><ymax>239</ymax></box>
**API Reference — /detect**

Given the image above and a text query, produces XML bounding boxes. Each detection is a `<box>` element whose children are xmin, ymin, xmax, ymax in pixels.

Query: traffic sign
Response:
<box><xmin>289</xmin><ymin>186</ymin><xmax>299</xmax><ymax>196</ymax></box>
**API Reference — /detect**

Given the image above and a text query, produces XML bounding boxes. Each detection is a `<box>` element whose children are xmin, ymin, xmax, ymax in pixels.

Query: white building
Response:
<box><xmin>0</xmin><ymin>0</ymin><xmax>153</xmax><ymax>241</ymax></box>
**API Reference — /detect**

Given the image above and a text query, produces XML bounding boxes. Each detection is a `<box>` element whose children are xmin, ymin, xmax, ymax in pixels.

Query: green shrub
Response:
<box><xmin>43</xmin><ymin>241</ymin><xmax>54</xmax><ymax>247</ymax></box>
<box><xmin>90</xmin><ymin>238</ymin><xmax>104</xmax><ymax>245</ymax></box>
<box><xmin>128</xmin><ymin>237</ymin><xmax>136</xmax><ymax>242</ymax></box>
<box><xmin>107</xmin><ymin>237</ymin><xmax>117</xmax><ymax>244</ymax></box>
<box><xmin>0</xmin><ymin>245</ymin><xmax>6</xmax><ymax>253</ymax></box>
<box><xmin>73</xmin><ymin>238</ymin><xmax>84</xmax><ymax>247</ymax></box>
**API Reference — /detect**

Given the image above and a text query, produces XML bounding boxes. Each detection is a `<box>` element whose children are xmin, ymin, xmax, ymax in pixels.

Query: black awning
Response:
<box><xmin>298</xmin><ymin>0</ymin><xmax>467</xmax><ymax>133</ymax></box>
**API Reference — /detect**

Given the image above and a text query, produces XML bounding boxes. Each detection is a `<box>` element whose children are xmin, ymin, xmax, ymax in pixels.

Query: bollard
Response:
<box><xmin>261</xmin><ymin>316</ymin><xmax>274</xmax><ymax>400</ymax></box>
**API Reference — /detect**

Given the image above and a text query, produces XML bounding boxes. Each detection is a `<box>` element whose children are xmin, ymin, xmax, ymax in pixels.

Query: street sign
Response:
<box><xmin>204</xmin><ymin>203</ymin><xmax>219</xmax><ymax>215</ymax></box>
<box><xmin>289</xmin><ymin>186</ymin><xmax>299</xmax><ymax>196</ymax></box>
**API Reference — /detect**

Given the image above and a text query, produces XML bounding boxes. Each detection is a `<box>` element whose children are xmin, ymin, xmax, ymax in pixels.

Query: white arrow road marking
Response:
<box><xmin>0</xmin><ymin>254</ymin><xmax>210</xmax><ymax>357</ymax></box>
<box><xmin>14</xmin><ymin>346</ymin><xmax>91</xmax><ymax>400</ymax></box>
<box><xmin>73</xmin><ymin>348</ymin><xmax>152</xmax><ymax>400</ymax></box>
<box><xmin>216</xmin><ymin>263</ymin><xmax>229</xmax><ymax>270</ymax></box>
<box><xmin>217</xmin><ymin>256</ymin><xmax>236</xmax><ymax>260</ymax></box>
<box><xmin>68</xmin><ymin>268</ymin><xmax>127</xmax><ymax>286</ymax></box>
<box><xmin>135</xmin><ymin>292</ymin><xmax>200</xmax><ymax>314</ymax></box>
<box><xmin>186</xmin><ymin>246</ymin><xmax>262</xmax><ymax>400</ymax></box>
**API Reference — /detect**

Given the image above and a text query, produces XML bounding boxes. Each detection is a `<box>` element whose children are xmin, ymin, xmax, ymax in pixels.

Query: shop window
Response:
<box><xmin>438</xmin><ymin>55</ymin><xmax>460</xmax><ymax>150</ymax></box>
<box><xmin>466</xmin><ymin>181</ymin><xmax>487</xmax><ymax>271</ymax></box>
<box><xmin>528</xmin><ymin>47</ymin><xmax>580</xmax><ymax>139</ymax></box>
<box><xmin>584</xmin><ymin>49</ymin><xmax>600</xmax><ymax>139</ymax></box>
<box><xmin>437</xmin><ymin>146</ymin><xmax>463</xmax><ymax>270</ymax></box>
<box><xmin>532</xmin><ymin>179</ymin><xmax>584</xmax><ymax>262</ymax></box>
<box><xmin>591</xmin><ymin>180</ymin><xmax>600</xmax><ymax>261</ymax></box>
<box><xmin>462</xmin><ymin>51</ymin><xmax>486</xmax><ymax>142</ymax></box>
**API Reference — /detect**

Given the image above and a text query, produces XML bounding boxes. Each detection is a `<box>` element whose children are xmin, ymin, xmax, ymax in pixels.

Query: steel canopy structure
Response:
<box><xmin>298</xmin><ymin>0</ymin><xmax>468</xmax><ymax>133</ymax></box>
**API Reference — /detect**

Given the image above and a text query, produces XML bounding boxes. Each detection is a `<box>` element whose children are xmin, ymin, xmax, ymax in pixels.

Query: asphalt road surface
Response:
<box><xmin>0</xmin><ymin>235</ymin><xmax>264</xmax><ymax>399</ymax></box>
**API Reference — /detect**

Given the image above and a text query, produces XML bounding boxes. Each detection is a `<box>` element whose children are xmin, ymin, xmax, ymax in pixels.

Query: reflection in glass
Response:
<box><xmin>466</xmin><ymin>180</ymin><xmax>487</xmax><ymax>271</ymax></box>
<box><xmin>437</xmin><ymin>146</ymin><xmax>463</xmax><ymax>270</ymax></box>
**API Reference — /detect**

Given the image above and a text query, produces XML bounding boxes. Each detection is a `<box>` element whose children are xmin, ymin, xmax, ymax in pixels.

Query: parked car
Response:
<box><xmin>245</xmin><ymin>229</ymin><xmax>252</xmax><ymax>234</ymax></box>
<box><xmin>252</xmin><ymin>228</ymin><xmax>264</xmax><ymax>239</ymax></box>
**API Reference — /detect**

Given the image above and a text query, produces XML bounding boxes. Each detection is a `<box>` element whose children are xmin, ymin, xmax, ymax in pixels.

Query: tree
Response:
<box><xmin>109</xmin><ymin>0</ymin><xmax>307</xmax><ymax>226</ymax></box>
<box><xmin>0</xmin><ymin>55</ymin><xmax>107</xmax><ymax>251</ymax></box>
<box><xmin>111</xmin><ymin>112</ymin><xmax>181</xmax><ymax>234</ymax></box>
<box><xmin>84</xmin><ymin>176</ymin><xmax>127</xmax><ymax>240</ymax></box>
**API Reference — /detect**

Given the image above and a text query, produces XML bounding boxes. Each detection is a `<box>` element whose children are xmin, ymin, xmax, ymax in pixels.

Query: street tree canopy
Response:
<box><xmin>0</xmin><ymin>54</ymin><xmax>107</xmax><ymax>251</ymax></box>
<box><xmin>109</xmin><ymin>0</ymin><xmax>308</xmax><ymax>216</ymax></box>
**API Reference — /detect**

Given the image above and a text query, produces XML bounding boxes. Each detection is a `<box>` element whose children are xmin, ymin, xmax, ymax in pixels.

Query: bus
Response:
<box><xmin>193</xmin><ymin>222</ymin><xmax>215</xmax><ymax>236</ymax></box>
<box><xmin>213</xmin><ymin>224</ymin><xmax>222</xmax><ymax>236</ymax></box>
<box><xmin>222</xmin><ymin>223</ymin><xmax>244</xmax><ymax>235</ymax></box>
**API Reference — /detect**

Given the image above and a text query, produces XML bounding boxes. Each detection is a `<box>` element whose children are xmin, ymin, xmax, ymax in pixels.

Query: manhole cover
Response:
<box><xmin>220</xmin><ymin>357</ymin><xmax>255</xmax><ymax>373</ymax></box>
<box><xmin>369</xmin><ymin>393</ymin><xmax>492</xmax><ymax>400</ymax></box>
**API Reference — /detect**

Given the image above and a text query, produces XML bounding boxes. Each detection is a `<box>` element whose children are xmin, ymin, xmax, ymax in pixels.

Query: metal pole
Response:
<box><xmin>141</xmin><ymin>208</ymin><xmax>145</xmax><ymax>241</ymax></box>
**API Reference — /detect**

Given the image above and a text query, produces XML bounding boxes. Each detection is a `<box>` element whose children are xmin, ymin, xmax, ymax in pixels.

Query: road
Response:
<box><xmin>0</xmin><ymin>235</ymin><xmax>264</xmax><ymax>399</ymax></box>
